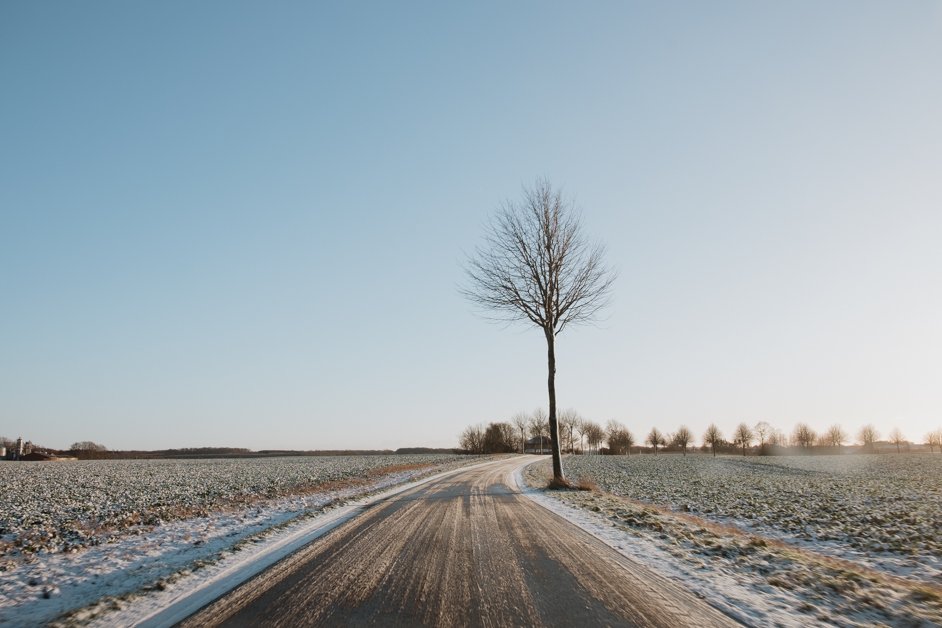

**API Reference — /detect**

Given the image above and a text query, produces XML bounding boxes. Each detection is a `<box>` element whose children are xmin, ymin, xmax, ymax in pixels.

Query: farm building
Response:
<box><xmin>524</xmin><ymin>436</ymin><xmax>551</xmax><ymax>454</ymax></box>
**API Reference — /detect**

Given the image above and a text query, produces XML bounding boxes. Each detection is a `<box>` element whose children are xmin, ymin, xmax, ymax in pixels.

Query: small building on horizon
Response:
<box><xmin>525</xmin><ymin>436</ymin><xmax>551</xmax><ymax>455</ymax></box>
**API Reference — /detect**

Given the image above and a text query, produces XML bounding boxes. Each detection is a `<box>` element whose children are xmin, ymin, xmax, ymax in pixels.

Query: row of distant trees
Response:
<box><xmin>0</xmin><ymin>437</ymin><xmax>108</xmax><ymax>454</ymax></box>
<box><xmin>70</xmin><ymin>441</ymin><xmax>107</xmax><ymax>452</ymax></box>
<box><xmin>459</xmin><ymin>411</ymin><xmax>942</xmax><ymax>456</ymax></box>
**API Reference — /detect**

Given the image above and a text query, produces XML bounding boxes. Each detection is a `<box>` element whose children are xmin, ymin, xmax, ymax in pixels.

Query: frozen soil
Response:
<box><xmin>525</xmin><ymin>455</ymin><xmax>942</xmax><ymax>627</ymax></box>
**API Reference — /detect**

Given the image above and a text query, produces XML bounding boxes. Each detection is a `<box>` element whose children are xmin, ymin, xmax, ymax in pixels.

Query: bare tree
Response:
<box><xmin>524</xmin><ymin>409</ymin><xmax>549</xmax><ymax>453</ymax></box>
<box><xmin>511</xmin><ymin>412</ymin><xmax>529</xmax><ymax>454</ymax></box>
<box><xmin>572</xmin><ymin>416</ymin><xmax>586</xmax><ymax>454</ymax></box>
<box><xmin>483</xmin><ymin>422</ymin><xmax>517</xmax><ymax>454</ymax></box>
<box><xmin>529</xmin><ymin>407</ymin><xmax>549</xmax><ymax>437</ymax></box>
<box><xmin>559</xmin><ymin>409</ymin><xmax>579</xmax><ymax>455</ymax></box>
<box><xmin>823</xmin><ymin>424</ymin><xmax>846</xmax><ymax>449</ymax></box>
<box><xmin>605</xmin><ymin>419</ymin><xmax>621</xmax><ymax>454</ymax></box>
<box><xmin>672</xmin><ymin>425</ymin><xmax>693</xmax><ymax>456</ymax></box>
<box><xmin>703</xmin><ymin>423</ymin><xmax>722</xmax><ymax>457</ymax></box>
<box><xmin>569</xmin><ymin>411</ymin><xmax>584</xmax><ymax>454</ymax></box>
<box><xmin>927</xmin><ymin>429</ymin><xmax>942</xmax><ymax>453</ymax></box>
<box><xmin>754</xmin><ymin>421</ymin><xmax>773</xmax><ymax>449</ymax></box>
<box><xmin>792</xmin><ymin>423</ymin><xmax>816</xmax><ymax>451</ymax></box>
<box><xmin>889</xmin><ymin>428</ymin><xmax>905</xmax><ymax>454</ymax></box>
<box><xmin>858</xmin><ymin>424</ymin><xmax>879</xmax><ymax>453</ymax></box>
<box><xmin>558</xmin><ymin>415</ymin><xmax>572</xmax><ymax>454</ymax></box>
<box><xmin>463</xmin><ymin>180</ymin><xmax>615</xmax><ymax>483</ymax></box>
<box><xmin>583</xmin><ymin>420</ymin><xmax>605</xmax><ymax>454</ymax></box>
<box><xmin>605</xmin><ymin>420</ymin><xmax>634</xmax><ymax>455</ymax></box>
<box><xmin>69</xmin><ymin>441</ymin><xmax>107</xmax><ymax>452</ymax></box>
<box><xmin>620</xmin><ymin>427</ymin><xmax>636</xmax><ymax>456</ymax></box>
<box><xmin>733</xmin><ymin>423</ymin><xmax>754</xmax><ymax>456</ymax></box>
<box><xmin>459</xmin><ymin>425</ymin><xmax>485</xmax><ymax>455</ymax></box>
<box><xmin>646</xmin><ymin>427</ymin><xmax>665</xmax><ymax>455</ymax></box>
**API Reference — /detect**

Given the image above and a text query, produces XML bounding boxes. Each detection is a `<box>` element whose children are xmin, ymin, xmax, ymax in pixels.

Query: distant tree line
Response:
<box><xmin>70</xmin><ymin>441</ymin><xmax>107</xmax><ymax>452</ymax></box>
<box><xmin>2</xmin><ymin>440</ymin><xmax>462</xmax><ymax>461</ymax></box>
<box><xmin>457</xmin><ymin>417</ymin><xmax>942</xmax><ymax>456</ymax></box>
<box><xmin>460</xmin><ymin>409</ymin><xmax>609</xmax><ymax>455</ymax></box>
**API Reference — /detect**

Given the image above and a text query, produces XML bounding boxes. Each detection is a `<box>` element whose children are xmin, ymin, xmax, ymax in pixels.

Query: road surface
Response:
<box><xmin>179</xmin><ymin>457</ymin><xmax>738</xmax><ymax>627</ymax></box>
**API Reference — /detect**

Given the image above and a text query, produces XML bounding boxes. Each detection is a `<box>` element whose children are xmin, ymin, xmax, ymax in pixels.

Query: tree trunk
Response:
<box><xmin>545</xmin><ymin>329</ymin><xmax>565</xmax><ymax>481</ymax></box>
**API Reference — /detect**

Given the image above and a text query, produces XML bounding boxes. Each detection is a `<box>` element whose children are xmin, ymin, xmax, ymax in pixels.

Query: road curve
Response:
<box><xmin>179</xmin><ymin>457</ymin><xmax>738</xmax><ymax>627</ymax></box>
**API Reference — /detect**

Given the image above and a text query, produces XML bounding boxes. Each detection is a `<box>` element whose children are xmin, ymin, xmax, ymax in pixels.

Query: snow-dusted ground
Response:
<box><xmin>556</xmin><ymin>453</ymin><xmax>942</xmax><ymax>584</ymax></box>
<box><xmin>0</xmin><ymin>455</ymin><xmax>486</xmax><ymax>626</ymax></box>
<box><xmin>519</xmin><ymin>456</ymin><xmax>942</xmax><ymax>627</ymax></box>
<box><xmin>7</xmin><ymin>454</ymin><xmax>937</xmax><ymax>626</ymax></box>
<box><xmin>0</xmin><ymin>455</ymin><xmax>467</xmax><ymax>556</ymax></box>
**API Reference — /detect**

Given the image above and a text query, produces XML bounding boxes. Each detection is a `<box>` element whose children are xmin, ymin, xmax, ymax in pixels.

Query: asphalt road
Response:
<box><xmin>179</xmin><ymin>457</ymin><xmax>738</xmax><ymax>627</ymax></box>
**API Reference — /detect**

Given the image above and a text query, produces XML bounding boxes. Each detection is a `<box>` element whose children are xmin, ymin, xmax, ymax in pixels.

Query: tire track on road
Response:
<box><xmin>180</xmin><ymin>457</ymin><xmax>738</xmax><ymax>627</ymax></box>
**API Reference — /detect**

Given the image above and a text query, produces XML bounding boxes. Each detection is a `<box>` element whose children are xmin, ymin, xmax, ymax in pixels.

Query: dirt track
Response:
<box><xmin>179</xmin><ymin>457</ymin><xmax>738</xmax><ymax>627</ymax></box>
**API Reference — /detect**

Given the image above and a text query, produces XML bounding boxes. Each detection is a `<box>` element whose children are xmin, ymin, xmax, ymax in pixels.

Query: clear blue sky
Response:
<box><xmin>2</xmin><ymin>2</ymin><xmax>940</xmax><ymax>450</ymax></box>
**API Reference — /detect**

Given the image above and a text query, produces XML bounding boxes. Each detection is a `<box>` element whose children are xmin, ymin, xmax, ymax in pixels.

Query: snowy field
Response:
<box><xmin>558</xmin><ymin>453</ymin><xmax>942</xmax><ymax>583</ymax></box>
<box><xmin>0</xmin><ymin>455</ymin><xmax>469</xmax><ymax>557</ymax></box>
<box><xmin>524</xmin><ymin>453</ymin><xmax>942</xmax><ymax>626</ymax></box>
<box><xmin>0</xmin><ymin>454</ymin><xmax>476</xmax><ymax>625</ymax></box>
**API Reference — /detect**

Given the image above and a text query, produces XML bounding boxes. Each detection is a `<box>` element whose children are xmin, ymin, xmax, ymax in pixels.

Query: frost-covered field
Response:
<box><xmin>0</xmin><ymin>455</ymin><xmax>461</xmax><ymax>556</ymax></box>
<box><xmin>0</xmin><ymin>454</ymin><xmax>475</xmax><ymax>625</ymax></box>
<box><xmin>559</xmin><ymin>453</ymin><xmax>942</xmax><ymax>583</ymax></box>
<box><xmin>525</xmin><ymin>453</ymin><xmax>942</xmax><ymax>626</ymax></box>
